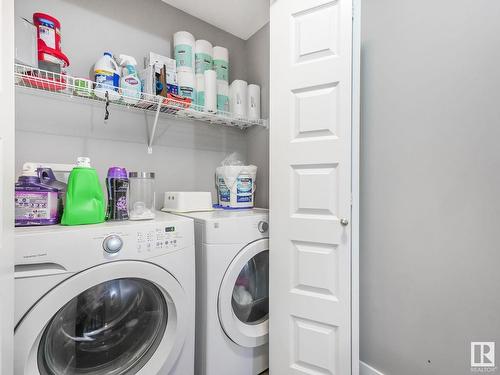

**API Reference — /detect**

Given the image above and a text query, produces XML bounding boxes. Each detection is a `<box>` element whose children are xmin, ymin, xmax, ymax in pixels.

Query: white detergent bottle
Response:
<box><xmin>94</xmin><ymin>52</ymin><xmax>121</xmax><ymax>101</ymax></box>
<box><xmin>117</xmin><ymin>54</ymin><xmax>141</xmax><ymax>104</ymax></box>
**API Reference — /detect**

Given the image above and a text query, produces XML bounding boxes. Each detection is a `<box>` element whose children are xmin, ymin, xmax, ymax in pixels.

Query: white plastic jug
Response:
<box><xmin>94</xmin><ymin>52</ymin><xmax>121</xmax><ymax>101</ymax></box>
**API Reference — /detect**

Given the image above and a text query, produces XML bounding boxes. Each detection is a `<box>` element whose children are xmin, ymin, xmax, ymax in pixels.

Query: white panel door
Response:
<box><xmin>269</xmin><ymin>0</ymin><xmax>354</xmax><ymax>374</ymax></box>
<box><xmin>0</xmin><ymin>0</ymin><xmax>15</xmax><ymax>373</ymax></box>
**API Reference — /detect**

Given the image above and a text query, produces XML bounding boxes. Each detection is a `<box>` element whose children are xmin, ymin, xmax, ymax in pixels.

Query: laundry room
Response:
<box><xmin>12</xmin><ymin>0</ymin><xmax>274</xmax><ymax>374</ymax></box>
<box><xmin>2</xmin><ymin>0</ymin><xmax>500</xmax><ymax>375</ymax></box>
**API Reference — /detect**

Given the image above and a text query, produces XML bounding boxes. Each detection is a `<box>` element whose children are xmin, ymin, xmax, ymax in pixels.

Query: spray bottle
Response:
<box><xmin>117</xmin><ymin>54</ymin><xmax>141</xmax><ymax>104</ymax></box>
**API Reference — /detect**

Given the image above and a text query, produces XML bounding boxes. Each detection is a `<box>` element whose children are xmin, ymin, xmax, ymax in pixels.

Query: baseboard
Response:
<box><xmin>360</xmin><ymin>361</ymin><xmax>385</xmax><ymax>375</ymax></box>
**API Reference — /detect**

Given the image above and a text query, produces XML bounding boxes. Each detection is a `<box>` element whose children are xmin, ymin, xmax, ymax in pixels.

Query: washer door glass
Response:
<box><xmin>231</xmin><ymin>250</ymin><xmax>269</xmax><ymax>325</ymax></box>
<box><xmin>38</xmin><ymin>278</ymin><xmax>167</xmax><ymax>375</ymax></box>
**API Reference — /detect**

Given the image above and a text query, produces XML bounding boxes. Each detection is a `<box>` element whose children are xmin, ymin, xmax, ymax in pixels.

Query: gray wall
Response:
<box><xmin>360</xmin><ymin>0</ymin><xmax>500</xmax><ymax>374</ymax></box>
<box><xmin>15</xmin><ymin>0</ymin><xmax>256</xmax><ymax>204</ymax></box>
<box><xmin>246</xmin><ymin>23</ymin><xmax>270</xmax><ymax>208</ymax></box>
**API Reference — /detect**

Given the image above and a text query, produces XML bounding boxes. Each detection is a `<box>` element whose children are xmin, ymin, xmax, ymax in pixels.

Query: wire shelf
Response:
<box><xmin>14</xmin><ymin>64</ymin><xmax>266</xmax><ymax>130</ymax></box>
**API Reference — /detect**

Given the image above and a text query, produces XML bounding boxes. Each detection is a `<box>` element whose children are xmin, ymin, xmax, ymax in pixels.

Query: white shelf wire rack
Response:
<box><xmin>14</xmin><ymin>64</ymin><xmax>267</xmax><ymax>152</ymax></box>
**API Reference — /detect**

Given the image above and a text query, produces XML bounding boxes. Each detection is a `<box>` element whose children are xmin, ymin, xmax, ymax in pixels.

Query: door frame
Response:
<box><xmin>351</xmin><ymin>0</ymin><xmax>361</xmax><ymax>373</ymax></box>
<box><xmin>0</xmin><ymin>0</ymin><xmax>15</xmax><ymax>373</ymax></box>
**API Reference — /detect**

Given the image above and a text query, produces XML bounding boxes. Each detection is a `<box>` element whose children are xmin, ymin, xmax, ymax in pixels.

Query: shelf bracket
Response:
<box><xmin>147</xmin><ymin>99</ymin><xmax>162</xmax><ymax>154</ymax></box>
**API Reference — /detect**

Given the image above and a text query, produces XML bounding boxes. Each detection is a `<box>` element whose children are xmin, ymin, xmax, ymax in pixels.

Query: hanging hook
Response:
<box><xmin>104</xmin><ymin>91</ymin><xmax>110</xmax><ymax>121</ymax></box>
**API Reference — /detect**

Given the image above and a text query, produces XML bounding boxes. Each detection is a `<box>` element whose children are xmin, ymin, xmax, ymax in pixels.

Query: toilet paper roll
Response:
<box><xmin>204</xmin><ymin>70</ymin><xmax>217</xmax><ymax>113</ymax></box>
<box><xmin>195</xmin><ymin>40</ymin><xmax>213</xmax><ymax>75</ymax></box>
<box><xmin>247</xmin><ymin>84</ymin><xmax>261</xmax><ymax>120</ymax></box>
<box><xmin>174</xmin><ymin>31</ymin><xmax>195</xmax><ymax>72</ymax></box>
<box><xmin>230</xmin><ymin>80</ymin><xmax>248</xmax><ymax>118</ymax></box>
<box><xmin>213</xmin><ymin>46</ymin><xmax>229</xmax><ymax>82</ymax></box>
<box><xmin>177</xmin><ymin>70</ymin><xmax>196</xmax><ymax>102</ymax></box>
<box><xmin>217</xmin><ymin>80</ymin><xmax>229</xmax><ymax>113</ymax></box>
<box><xmin>196</xmin><ymin>74</ymin><xmax>205</xmax><ymax>108</ymax></box>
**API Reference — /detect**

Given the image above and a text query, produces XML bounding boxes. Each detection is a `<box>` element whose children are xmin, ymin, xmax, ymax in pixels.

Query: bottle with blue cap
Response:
<box><xmin>94</xmin><ymin>52</ymin><xmax>121</xmax><ymax>101</ymax></box>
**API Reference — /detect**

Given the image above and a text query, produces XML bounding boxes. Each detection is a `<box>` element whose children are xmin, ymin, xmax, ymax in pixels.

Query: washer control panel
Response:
<box><xmin>135</xmin><ymin>225</ymin><xmax>184</xmax><ymax>253</ymax></box>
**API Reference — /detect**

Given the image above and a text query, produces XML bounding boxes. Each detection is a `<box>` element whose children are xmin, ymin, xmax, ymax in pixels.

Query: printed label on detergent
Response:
<box><xmin>179</xmin><ymin>86</ymin><xmax>196</xmax><ymax>101</ymax></box>
<box><xmin>237</xmin><ymin>177</ymin><xmax>253</xmax><ymax>194</ymax></box>
<box><xmin>217</xmin><ymin>94</ymin><xmax>229</xmax><ymax>112</ymax></box>
<box><xmin>218</xmin><ymin>177</ymin><xmax>230</xmax><ymax>202</ymax></box>
<box><xmin>39</xmin><ymin>18</ymin><xmax>56</xmax><ymax>49</ymax></box>
<box><xmin>15</xmin><ymin>192</ymin><xmax>56</xmax><ymax>220</ymax></box>
<box><xmin>175</xmin><ymin>44</ymin><xmax>193</xmax><ymax>68</ymax></box>
<box><xmin>95</xmin><ymin>71</ymin><xmax>119</xmax><ymax>89</ymax></box>
<box><xmin>195</xmin><ymin>53</ymin><xmax>213</xmax><ymax>74</ymax></box>
<box><xmin>237</xmin><ymin>195</ymin><xmax>253</xmax><ymax>203</ymax></box>
<box><xmin>213</xmin><ymin>59</ymin><xmax>229</xmax><ymax>81</ymax></box>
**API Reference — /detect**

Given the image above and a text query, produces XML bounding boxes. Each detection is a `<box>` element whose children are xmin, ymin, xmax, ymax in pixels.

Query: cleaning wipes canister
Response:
<box><xmin>174</xmin><ymin>31</ymin><xmax>195</xmax><ymax>71</ymax></box>
<box><xmin>195</xmin><ymin>39</ymin><xmax>213</xmax><ymax>75</ymax></box>
<box><xmin>196</xmin><ymin>74</ymin><xmax>205</xmax><ymax>107</ymax></box>
<box><xmin>213</xmin><ymin>46</ymin><xmax>229</xmax><ymax>82</ymax></box>
<box><xmin>217</xmin><ymin>80</ymin><xmax>229</xmax><ymax>112</ymax></box>
<box><xmin>217</xmin><ymin>165</ymin><xmax>257</xmax><ymax>208</ymax></box>
<box><xmin>178</xmin><ymin>70</ymin><xmax>196</xmax><ymax>102</ymax></box>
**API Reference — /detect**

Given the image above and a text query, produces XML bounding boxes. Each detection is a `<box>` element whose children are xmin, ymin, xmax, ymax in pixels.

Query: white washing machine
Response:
<box><xmin>179</xmin><ymin>209</ymin><xmax>269</xmax><ymax>375</ymax></box>
<box><xmin>14</xmin><ymin>212</ymin><xmax>195</xmax><ymax>375</ymax></box>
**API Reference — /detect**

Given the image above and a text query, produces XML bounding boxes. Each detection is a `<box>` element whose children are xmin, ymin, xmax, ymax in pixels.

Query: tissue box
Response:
<box><xmin>161</xmin><ymin>192</ymin><xmax>213</xmax><ymax>213</ymax></box>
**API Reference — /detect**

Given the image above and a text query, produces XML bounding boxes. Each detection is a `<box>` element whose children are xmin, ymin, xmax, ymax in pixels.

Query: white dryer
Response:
<box><xmin>14</xmin><ymin>212</ymin><xmax>195</xmax><ymax>375</ymax></box>
<box><xmin>179</xmin><ymin>209</ymin><xmax>269</xmax><ymax>375</ymax></box>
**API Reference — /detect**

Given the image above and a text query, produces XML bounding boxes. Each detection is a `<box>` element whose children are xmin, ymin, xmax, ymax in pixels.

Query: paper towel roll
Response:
<box><xmin>178</xmin><ymin>70</ymin><xmax>196</xmax><ymax>102</ymax></box>
<box><xmin>204</xmin><ymin>70</ymin><xmax>217</xmax><ymax>113</ymax></box>
<box><xmin>195</xmin><ymin>40</ymin><xmax>213</xmax><ymax>75</ymax></box>
<box><xmin>213</xmin><ymin>46</ymin><xmax>229</xmax><ymax>82</ymax></box>
<box><xmin>230</xmin><ymin>80</ymin><xmax>248</xmax><ymax>118</ymax></box>
<box><xmin>196</xmin><ymin>74</ymin><xmax>205</xmax><ymax>108</ymax></box>
<box><xmin>247</xmin><ymin>84</ymin><xmax>261</xmax><ymax>120</ymax></box>
<box><xmin>174</xmin><ymin>31</ymin><xmax>195</xmax><ymax>72</ymax></box>
<box><xmin>217</xmin><ymin>80</ymin><xmax>229</xmax><ymax>113</ymax></box>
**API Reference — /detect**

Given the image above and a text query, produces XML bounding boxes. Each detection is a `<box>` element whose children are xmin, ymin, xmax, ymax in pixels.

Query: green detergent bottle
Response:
<box><xmin>61</xmin><ymin>157</ymin><xmax>105</xmax><ymax>225</ymax></box>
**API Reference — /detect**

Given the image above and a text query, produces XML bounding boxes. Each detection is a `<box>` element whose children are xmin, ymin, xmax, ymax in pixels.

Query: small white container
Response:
<box><xmin>174</xmin><ymin>31</ymin><xmax>195</xmax><ymax>72</ymax></box>
<box><xmin>161</xmin><ymin>192</ymin><xmax>213</xmax><ymax>212</ymax></box>
<box><xmin>230</xmin><ymin>79</ymin><xmax>248</xmax><ymax>118</ymax></box>
<box><xmin>129</xmin><ymin>172</ymin><xmax>155</xmax><ymax>220</ymax></box>
<box><xmin>247</xmin><ymin>84</ymin><xmax>261</xmax><ymax>120</ymax></box>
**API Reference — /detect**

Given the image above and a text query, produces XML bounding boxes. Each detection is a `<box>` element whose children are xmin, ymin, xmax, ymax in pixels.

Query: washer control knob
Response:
<box><xmin>258</xmin><ymin>221</ymin><xmax>269</xmax><ymax>233</ymax></box>
<box><xmin>103</xmin><ymin>235</ymin><xmax>123</xmax><ymax>254</ymax></box>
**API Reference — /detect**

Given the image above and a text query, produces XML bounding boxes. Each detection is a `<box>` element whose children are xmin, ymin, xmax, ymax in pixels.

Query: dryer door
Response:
<box><xmin>218</xmin><ymin>239</ymin><xmax>269</xmax><ymax>348</ymax></box>
<box><xmin>15</xmin><ymin>261</ymin><xmax>187</xmax><ymax>375</ymax></box>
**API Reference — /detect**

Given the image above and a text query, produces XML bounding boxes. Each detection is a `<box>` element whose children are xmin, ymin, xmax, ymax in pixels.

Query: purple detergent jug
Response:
<box><xmin>15</xmin><ymin>166</ymin><xmax>65</xmax><ymax>226</ymax></box>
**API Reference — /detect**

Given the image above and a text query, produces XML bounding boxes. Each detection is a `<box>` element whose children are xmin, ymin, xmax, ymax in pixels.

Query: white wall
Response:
<box><xmin>245</xmin><ymin>23</ymin><xmax>270</xmax><ymax>208</ymax></box>
<box><xmin>360</xmin><ymin>0</ymin><xmax>500</xmax><ymax>374</ymax></box>
<box><xmin>15</xmin><ymin>0</ymin><xmax>253</xmax><ymax>204</ymax></box>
